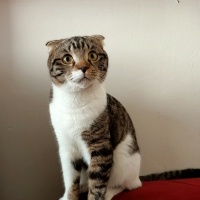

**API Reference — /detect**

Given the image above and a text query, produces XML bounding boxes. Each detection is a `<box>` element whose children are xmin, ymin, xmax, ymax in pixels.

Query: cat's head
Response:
<box><xmin>46</xmin><ymin>35</ymin><xmax>108</xmax><ymax>91</ymax></box>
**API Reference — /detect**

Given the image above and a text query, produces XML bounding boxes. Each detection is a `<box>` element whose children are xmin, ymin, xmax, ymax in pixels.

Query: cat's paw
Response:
<box><xmin>105</xmin><ymin>187</ymin><xmax>124</xmax><ymax>200</ymax></box>
<box><xmin>125</xmin><ymin>178</ymin><xmax>142</xmax><ymax>190</ymax></box>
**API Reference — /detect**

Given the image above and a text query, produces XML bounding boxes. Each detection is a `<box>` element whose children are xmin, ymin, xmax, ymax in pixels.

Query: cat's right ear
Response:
<box><xmin>46</xmin><ymin>40</ymin><xmax>60</xmax><ymax>53</ymax></box>
<box><xmin>90</xmin><ymin>35</ymin><xmax>105</xmax><ymax>47</ymax></box>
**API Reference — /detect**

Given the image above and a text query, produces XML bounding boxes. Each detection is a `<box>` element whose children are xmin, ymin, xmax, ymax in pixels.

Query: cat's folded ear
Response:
<box><xmin>46</xmin><ymin>40</ymin><xmax>62</xmax><ymax>53</ymax></box>
<box><xmin>89</xmin><ymin>35</ymin><xmax>105</xmax><ymax>47</ymax></box>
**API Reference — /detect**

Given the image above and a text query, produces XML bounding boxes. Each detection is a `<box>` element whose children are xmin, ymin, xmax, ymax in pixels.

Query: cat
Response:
<box><xmin>46</xmin><ymin>35</ymin><xmax>141</xmax><ymax>200</ymax></box>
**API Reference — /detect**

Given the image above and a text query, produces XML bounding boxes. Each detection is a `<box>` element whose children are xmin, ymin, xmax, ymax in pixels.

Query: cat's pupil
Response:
<box><xmin>67</xmin><ymin>57</ymin><xmax>70</xmax><ymax>62</ymax></box>
<box><xmin>91</xmin><ymin>54</ymin><xmax>94</xmax><ymax>59</ymax></box>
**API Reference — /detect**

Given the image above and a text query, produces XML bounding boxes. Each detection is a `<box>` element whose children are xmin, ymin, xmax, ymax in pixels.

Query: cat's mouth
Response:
<box><xmin>72</xmin><ymin>75</ymin><xmax>93</xmax><ymax>89</ymax></box>
<box><xmin>78</xmin><ymin>75</ymin><xmax>91</xmax><ymax>82</ymax></box>
<box><xmin>69</xmin><ymin>70</ymin><xmax>93</xmax><ymax>86</ymax></box>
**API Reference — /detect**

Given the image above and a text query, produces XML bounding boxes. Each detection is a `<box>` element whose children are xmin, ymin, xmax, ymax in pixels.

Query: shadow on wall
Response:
<box><xmin>0</xmin><ymin>2</ymin><xmax>63</xmax><ymax>200</ymax></box>
<box><xmin>0</xmin><ymin>89</ymin><xmax>64</xmax><ymax>200</ymax></box>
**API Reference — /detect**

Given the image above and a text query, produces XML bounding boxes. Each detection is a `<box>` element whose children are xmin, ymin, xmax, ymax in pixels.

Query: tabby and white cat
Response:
<box><xmin>46</xmin><ymin>35</ymin><xmax>141</xmax><ymax>200</ymax></box>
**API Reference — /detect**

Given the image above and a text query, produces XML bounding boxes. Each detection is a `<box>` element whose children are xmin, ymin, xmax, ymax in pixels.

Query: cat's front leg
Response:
<box><xmin>88</xmin><ymin>147</ymin><xmax>113</xmax><ymax>200</ymax></box>
<box><xmin>82</xmin><ymin>131</ymin><xmax>113</xmax><ymax>200</ymax></box>
<box><xmin>58</xmin><ymin>146</ymin><xmax>81</xmax><ymax>200</ymax></box>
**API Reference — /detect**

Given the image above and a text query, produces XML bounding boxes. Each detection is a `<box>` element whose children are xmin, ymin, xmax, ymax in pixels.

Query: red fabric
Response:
<box><xmin>113</xmin><ymin>178</ymin><xmax>200</xmax><ymax>200</ymax></box>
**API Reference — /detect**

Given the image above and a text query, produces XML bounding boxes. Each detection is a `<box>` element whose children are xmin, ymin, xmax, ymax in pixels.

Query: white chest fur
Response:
<box><xmin>49</xmin><ymin>83</ymin><xmax>107</xmax><ymax>162</ymax></box>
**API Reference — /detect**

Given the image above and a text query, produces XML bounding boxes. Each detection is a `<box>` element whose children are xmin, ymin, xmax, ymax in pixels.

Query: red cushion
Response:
<box><xmin>113</xmin><ymin>178</ymin><xmax>200</xmax><ymax>200</ymax></box>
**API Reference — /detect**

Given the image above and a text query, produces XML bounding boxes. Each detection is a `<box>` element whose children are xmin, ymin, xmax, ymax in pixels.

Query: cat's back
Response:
<box><xmin>106</xmin><ymin>94</ymin><xmax>139</xmax><ymax>151</ymax></box>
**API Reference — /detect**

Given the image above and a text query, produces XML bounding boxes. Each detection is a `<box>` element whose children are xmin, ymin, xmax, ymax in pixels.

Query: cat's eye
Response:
<box><xmin>62</xmin><ymin>54</ymin><xmax>73</xmax><ymax>64</ymax></box>
<box><xmin>88</xmin><ymin>52</ymin><xmax>98</xmax><ymax>61</ymax></box>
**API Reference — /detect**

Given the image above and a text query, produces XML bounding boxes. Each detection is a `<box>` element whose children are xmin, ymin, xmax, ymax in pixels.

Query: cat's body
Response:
<box><xmin>46</xmin><ymin>35</ymin><xmax>141</xmax><ymax>200</ymax></box>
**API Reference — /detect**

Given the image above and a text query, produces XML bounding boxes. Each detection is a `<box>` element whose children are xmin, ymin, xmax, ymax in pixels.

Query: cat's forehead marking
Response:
<box><xmin>65</xmin><ymin>36</ymin><xmax>95</xmax><ymax>53</ymax></box>
<box><xmin>63</xmin><ymin>38</ymin><xmax>85</xmax><ymax>62</ymax></box>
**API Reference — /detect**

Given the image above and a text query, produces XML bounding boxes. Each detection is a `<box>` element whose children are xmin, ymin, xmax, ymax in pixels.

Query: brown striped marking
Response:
<box><xmin>67</xmin><ymin>176</ymin><xmax>80</xmax><ymax>200</ymax></box>
<box><xmin>67</xmin><ymin>158</ymin><xmax>88</xmax><ymax>200</ymax></box>
<box><xmin>106</xmin><ymin>94</ymin><xmax>140</xmax><ymax>154</ymax></box>
<box><xmin>71</xmin><ymin>158</ymin><xmax>88</xmax><ymax>172</ymax></box>
<box><xmin>81</xmin><ymin>93</ymin><xmax>140</xmax><ymax>199</ymax></box>
<box><xmin>82</xmin><ymin>109</ymin><xmax>113</xmax><ymax>200</ymax></box>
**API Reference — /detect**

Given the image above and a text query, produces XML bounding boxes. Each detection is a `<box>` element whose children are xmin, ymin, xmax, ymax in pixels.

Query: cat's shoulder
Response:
<box><xmin>107</xmin><ymin>93</ymin><xmax>120</xmax><ymax>104</ymax></box>
<box><xmin>106</xmin><ymin>93</ymin><xmax>126</xmax><ymax>110</ymax></box>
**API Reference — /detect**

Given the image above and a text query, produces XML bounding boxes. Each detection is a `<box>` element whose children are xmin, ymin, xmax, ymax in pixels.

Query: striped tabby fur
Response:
<box><xmin>46</xmin><ymin>35</ymin><xmax>141</xmax><ymax>200</ymax></box>
<box><xmin>140</xmin><ymin>168</ymin><xmax>200</xmax><ymax>181</ymax></box>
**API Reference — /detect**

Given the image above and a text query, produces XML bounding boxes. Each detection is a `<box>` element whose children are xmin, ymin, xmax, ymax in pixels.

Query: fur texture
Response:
<box><xmin>140</xmin><ymin>168</ymin><xmax>200</xmax><ymax>181</ymax></box>
<box><xmin>46</xmin><ymin>35</ymin><xmax>141</xmax><ymax>200</ymax></box>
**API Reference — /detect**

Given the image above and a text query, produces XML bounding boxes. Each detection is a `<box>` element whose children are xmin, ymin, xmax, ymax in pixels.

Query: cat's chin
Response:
<box><xmin>65</xmin><ymin>79</ymin><xmax>96</xmax><ymax>92</ymax></box>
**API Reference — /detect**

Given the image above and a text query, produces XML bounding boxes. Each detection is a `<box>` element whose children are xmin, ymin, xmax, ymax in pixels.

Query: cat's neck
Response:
<box><xmin>52</xmin><ymin>82</ymin><xmax>107</xmax><ymax>109</ymax></box>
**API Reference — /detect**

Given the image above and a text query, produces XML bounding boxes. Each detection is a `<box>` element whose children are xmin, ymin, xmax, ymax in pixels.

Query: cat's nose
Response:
<box><xmin>80</xmin><ymin>66</ymin><xmax>89</xmax><ymax>73</ymax></box>
<box><xmin>76</xmin><ymin>61</ymin><xmax>89</xmax><ymax>73</ymax></box>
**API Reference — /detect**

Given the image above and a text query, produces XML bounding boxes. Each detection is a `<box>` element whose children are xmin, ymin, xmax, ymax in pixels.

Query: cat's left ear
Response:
<box><xmin>90</xmin><ymin>35</ymin><xmax>105</xmax><ymax>47</ymax></box>
<box><xmin>46</xmin><ymin>40</ymin><xmax>61</xmax><ymax>53</ymax></box>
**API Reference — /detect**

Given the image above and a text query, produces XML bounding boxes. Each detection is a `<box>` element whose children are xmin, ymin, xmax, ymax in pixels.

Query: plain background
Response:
<box><xmin>1</xmin><ymin>0</ymin><xmax>200</xmax><ymax>200</ymax></box>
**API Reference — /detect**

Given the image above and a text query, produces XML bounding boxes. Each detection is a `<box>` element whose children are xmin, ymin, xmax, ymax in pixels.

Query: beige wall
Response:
<box><xmin>1</xmin><ymin>0</ymin><xmax>200</xmax><ymax>200</ymax></box>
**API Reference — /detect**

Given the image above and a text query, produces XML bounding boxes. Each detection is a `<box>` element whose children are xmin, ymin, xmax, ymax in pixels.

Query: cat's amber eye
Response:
<box><xmin>88</xmin><ymin>52</ymin><xmax>98</xmax><ymax>61</ymax></box>
<box><xmin>62</xmin><ymin>54</ymin><xmax>74</xmax><ymax>64</ymax></box>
